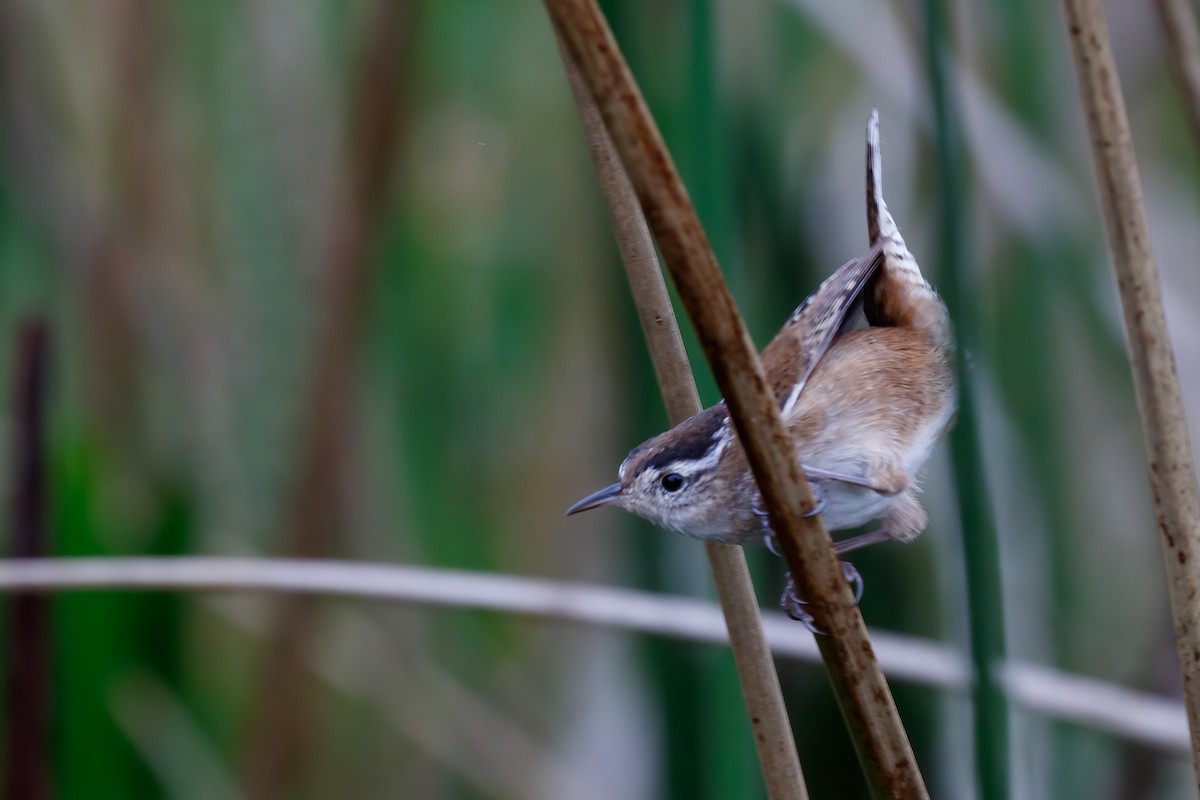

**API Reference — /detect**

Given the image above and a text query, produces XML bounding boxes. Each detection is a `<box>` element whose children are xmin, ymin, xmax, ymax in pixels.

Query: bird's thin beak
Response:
<box><xmin>565</xmin><ymin>483</ymin><xmax>623</xmax><ymax>516</ymax></box>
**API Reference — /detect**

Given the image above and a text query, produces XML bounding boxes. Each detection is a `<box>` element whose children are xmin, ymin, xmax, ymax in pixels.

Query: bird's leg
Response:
<box><xmin>758</xmin><ymin>480</ymin><xmax>868</xmax><ymax>627</ymax></box>
<box><xmin>832</xmin><ymin>491</ymin><xmax>927</xmax><ymax>555</ymax></box>
<box><xmin>801</xmin><ymin>463</ymin><xmax>912</xmax><ymax>497</ymax></box>
<box><xmin>833</xmin><ymin>528</ymin><xmax>894</xmax><ymax>556</ymax></box>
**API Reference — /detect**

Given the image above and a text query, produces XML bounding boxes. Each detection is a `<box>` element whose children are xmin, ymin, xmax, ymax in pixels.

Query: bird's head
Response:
<box><xmin>565</xmin><ymin>405</ymin><xmax>737</xmax><ymax>537</ymax></box>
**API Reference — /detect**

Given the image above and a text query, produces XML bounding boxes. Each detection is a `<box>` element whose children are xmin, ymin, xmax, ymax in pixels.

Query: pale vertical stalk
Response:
<box><xmin>546</xmin><ymin>1</ymin><xmax>927</xmax><ymax>795</ymax></box>
<box><xmin>1152</xmin><ymin>0</ymin><xmax>1200</xmax><ymax>153</ymax></box>
<box><xmin>554</xmin><ymin>33</ymin><xmax>808</xmax><ymax>800</ymax></box>
<box><xmin>1061</xmin><ymin>0</ymin><xmax>1200</xmax><ymax>787</ymax></box>
<box><xmin>245</xmin><ymin>3</ymin><xmax>413</xmax><ymax>796</ymax></box>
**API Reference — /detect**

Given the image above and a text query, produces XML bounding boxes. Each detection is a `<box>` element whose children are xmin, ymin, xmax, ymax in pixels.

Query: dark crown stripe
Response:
<box><xmin>644</xmin><ymin>405</ymin><xmax>727</xmax><ymax>471</ymax></box>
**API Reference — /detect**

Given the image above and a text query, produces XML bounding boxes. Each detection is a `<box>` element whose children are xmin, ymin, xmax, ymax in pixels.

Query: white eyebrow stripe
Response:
<box><xmin>677</xmin><ymin>421</ymin><xmax>730</xmax><ymax>475</ymax></box>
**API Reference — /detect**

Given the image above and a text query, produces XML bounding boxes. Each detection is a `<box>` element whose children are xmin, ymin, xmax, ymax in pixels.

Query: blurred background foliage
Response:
<box><xmin>0</xmin><ymin>0</ymin><xmax>1198</xmax><ymax>798</ymax></box>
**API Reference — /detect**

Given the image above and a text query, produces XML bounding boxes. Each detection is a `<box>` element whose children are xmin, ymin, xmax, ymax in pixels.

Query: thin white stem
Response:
<box><xmin>0</xmin><ymin>556</ymin><xmax>1186</xmax><ymax>754</ymax></box>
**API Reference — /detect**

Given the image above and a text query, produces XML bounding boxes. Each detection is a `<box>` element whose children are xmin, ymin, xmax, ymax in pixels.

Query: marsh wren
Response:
<box><xmin>568</xmin><ymin>111</ymin><xmax>956</xmax><ymax>622</ymax></box>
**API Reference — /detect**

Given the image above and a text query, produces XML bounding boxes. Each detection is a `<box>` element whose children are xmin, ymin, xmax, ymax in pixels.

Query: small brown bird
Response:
<box><xmin>568</xmin><ymin>111</ymin><xmax>956</xmax><ymax>621</ymax></box>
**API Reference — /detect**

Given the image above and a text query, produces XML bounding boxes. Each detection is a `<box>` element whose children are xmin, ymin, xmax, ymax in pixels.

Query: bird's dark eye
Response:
<box><xmin>661</xmin><ymin>473</ymin><xmax>685</xmax><ymax>492</ymax></box>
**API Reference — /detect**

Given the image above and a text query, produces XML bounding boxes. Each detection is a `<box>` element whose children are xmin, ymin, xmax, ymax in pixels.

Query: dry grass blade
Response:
<box><xmin>545</xmin><ymin>0</ymin><xmax>926</xmax><ymax>795</ymax></box>
<box><xmin>1153</xmin><ymin>0</ymin><xmax>1200</xmax><ymax>152</ymax></box>
<box><xmin>111</xmin><ymin>673</ymin><xmax>246</xmax><ymax>800</ymax></box>
<box><xmin>554</xmin><ymin>32</ymin><xmax>808</xmax><ymax>800</ymax></box>
<box><xmin>1061</xmin><ymin>0</ymin><xmax>1200</xmax><ymax>784</ymax></box>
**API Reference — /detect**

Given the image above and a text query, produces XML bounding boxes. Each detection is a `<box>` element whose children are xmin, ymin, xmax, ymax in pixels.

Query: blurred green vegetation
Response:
<box><xmin>0</xmin><ymin>0</ymin><xmax>1197</xmax><ymax>798</ymax></box>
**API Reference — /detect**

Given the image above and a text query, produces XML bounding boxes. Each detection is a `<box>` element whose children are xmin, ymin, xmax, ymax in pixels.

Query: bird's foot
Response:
<box><xmin>842</xmin><ymin>560</ymin><xmax>864</xmax><ymax>605</ymax></box>
<box><xmin>780</xmin><ymin>561</ymin><xmax>865</xmax><ymax>633</ymax></box>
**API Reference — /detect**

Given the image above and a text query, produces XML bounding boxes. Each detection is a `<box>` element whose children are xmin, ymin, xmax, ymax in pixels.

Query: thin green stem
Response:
<box><xmin>919</xmin><ymin>1</ymin><xmax>1010</xmax><ymax>798</ymax></box>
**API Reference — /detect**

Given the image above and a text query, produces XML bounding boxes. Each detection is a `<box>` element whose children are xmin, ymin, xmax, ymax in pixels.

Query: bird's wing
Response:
<box><xmin>762</xmin><ymin>241</ymin><xmax>885</xmax><ymax>417</ymax></box>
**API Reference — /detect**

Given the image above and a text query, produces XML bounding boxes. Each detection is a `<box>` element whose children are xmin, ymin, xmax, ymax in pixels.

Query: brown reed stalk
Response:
<box><xmin>545</xmin><ymin>1</ymin><xmax>927</xmax><ymax>795</ymax></box>
<box><xmin>1061</xmin><ymin>0</ymin><xmax>1200</xmax><ymax>787</ymax></box>
<box><xmin>5</xmin><ymin>321</ymin><xmax>52</xmax><ymax>800</ymax></box>
<box><xmin>87</xmin><ymin>0</ymin><xmax>165</xmax><ymax>443</ymax></box>
<box><xmin>1152</xmin><ymin>0</ymin><xmax>1200</xmax><ymax>154</ymax></box>
<box><xmin>553</xmin><ymin>32</ymin><xmax>809</xmax><ymax>800</ymax></box>
<box><xmin>244</xmin><ymin>3</ymin><xmax>414</xmax><ymax>797</ymax></box>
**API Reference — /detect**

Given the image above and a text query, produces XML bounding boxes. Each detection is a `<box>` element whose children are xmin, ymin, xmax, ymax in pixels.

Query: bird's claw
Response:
<box><xmin>753</xmin><ymin>485</ymin><xmax>824</xmax><ymax>536</ymax></box>
<box><xmin>780</xmin><ymin>561</ymin><xmax>866</xmax><ymax>633</ymax></box>
<box><xmin>802</xmin><ymin>486</ymin><xmax>827</xmax><ymax>518</ymax></box>
<box><xmin>842</xmin><ymin>560</ymin><xmax>864</xmax><ymax>605</ymax></box>
<box><xmin>781</xmin><ymin>575</ymin><xmax>821</xmax><ymax>632</ymax></box>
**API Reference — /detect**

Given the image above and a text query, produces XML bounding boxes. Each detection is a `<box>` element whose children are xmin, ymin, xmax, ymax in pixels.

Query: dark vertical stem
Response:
<box><xmin>919</xmin><ymin>1</ymin><xmax>1010</xmax><ymax>798</ymax></box>
<box><xmin>6</xmin><ymin>320</ymin><xmax>52</xmax><ymax>800</ymax></box>
<box><xmin>244</xmin><ymin>3</ymin><xmax>414</xmax><ymax>797</ymax></box>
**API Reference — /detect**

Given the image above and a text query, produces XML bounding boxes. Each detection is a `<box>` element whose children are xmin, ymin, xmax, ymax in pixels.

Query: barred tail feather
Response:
<box><xmin>865</xmin><ymin>109</ymin><xmax>953</xmax><ymax>349</ymax></box>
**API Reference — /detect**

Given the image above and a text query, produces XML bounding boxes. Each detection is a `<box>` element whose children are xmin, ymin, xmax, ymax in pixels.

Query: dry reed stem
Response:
<box><xmin>554</xmin><ymin>33</ymin><xmax>808</xmax><ymax>800</ymax></box>
<box><xmin>0</xmin><ymin>556</ymin><xmax>1187</xmax><ymax>754</ymax></box>
<box><xmin>1061</xmin><ymin>0</ymin><xmax>1200</xmax><ymax>785</ymax></box>
<box><xmin>545</xmin><ymin>1</ymin><xmax>926</xmax><ymax>796</ymax></box>
<box><xmin>1153</xmin><ymin>0</ymin><xmax>1200</xmax><ymax>153</ymax></box>
<box><xmin>81</xmin><ymin>1</ymin><xmax>162</xmax><ymax>438</ymax></box>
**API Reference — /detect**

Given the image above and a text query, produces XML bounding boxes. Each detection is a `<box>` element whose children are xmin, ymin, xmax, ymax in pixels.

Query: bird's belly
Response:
<box><xmin>814</xmin><ymin>481</ymin><xmax>896</xmax><ymax>533</ymax></box>
<box><xmin>660</xmin><ymin>479</ymin><xmax>896</xmax><ymax>545</ymax></box>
